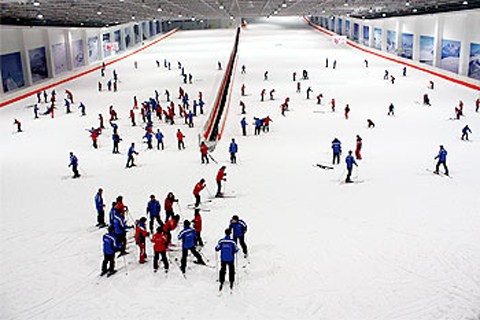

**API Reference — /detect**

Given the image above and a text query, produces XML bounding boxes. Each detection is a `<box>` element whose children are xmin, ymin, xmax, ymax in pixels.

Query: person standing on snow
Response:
<box><xmin>135</xmin><ymin>217</ymin><xmax>149</xmax><ymax>264</ymax></box>
<box><xmin>434</xmin><ymin>145</ymin><xmax>449</xmax><ymax>176</ymax></box>
<box><xmin>345</xmin><ymin>150</ymin><xmax>358</xmax><ymax>183</ymax></box>
<box><xmin>215</xmin><ymin>228</ymin><xmax>238</xmax><ymax>291</ymax></box>
<box><xmin>461</xmin><ymin>125</ymin><xmax>472</xmax><ymax>141</ymax></box>
<box><xmin>164</xmin><ymin>192</ymin><xmax>178</xmax><ymax>222</ymax></box>
<box><xmin>178</xmin><ymin>220</ymin><xmax>206</xmax><ymax>274</ymax></box>
<box><xmin>68</xmin><ymin>152</ymin><xmax>80</xmax><ymax>178</ymax></box>
<box><xmin>151</xmin><ymin>227</ymin><xmax>169</xmax><ymax>273</ymax></box>
<box><xmin>216</xmin><ymin>166</ymin><xmax>227</xmax><ymax>197</ymax></box>
<box><xmin>126</xmin><ymin>143</ymin><xmax>139</xmax><ymax>168</ymax></box>
<box><xmin>147</xmin><ymin>194</ymin><xmax>162</xmax><ymax>234</ymax></box>
<box><xmin>332</xmin><ymin>138</ymin><xmax>342</xmax><ymax>165</ymax></box>
<box><xmin>95</xmin><ymin>188</ymin><xmax>106</xmax><ymax>228</ymax></box>
<box><xmin>193</xmin><ymin>179</ymin><xmax>206</xmax><ymax>207</ymax></box>
<box><xmin>101</xmin><ymin>226</ymin><xmax>121</xmax><ymax>276</ymax></box>
<box><xmin>229</xmin><ymin>139</ymin><xmax>238</xmax><ymax>164</ymax></box>
<box><xmin>229</xmin><ymin>215</ymin><xmax>248</xmax><ymax>258</ymax></box>
<box><xmin>200</xmin><ymin>142</ymin><xmax>209</xmax><ymax>164</ymax></box>
<box><xmin>355</xmin><ymin>135</ymin><xmax>363</xmax><ymax>160</ymax></box>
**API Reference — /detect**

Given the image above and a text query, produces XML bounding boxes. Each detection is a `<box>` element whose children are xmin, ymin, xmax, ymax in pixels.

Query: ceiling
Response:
<box><xmin>1</xmin><ymin>0</ymin><xmax>479</xmax><ymax>27</ymax></box>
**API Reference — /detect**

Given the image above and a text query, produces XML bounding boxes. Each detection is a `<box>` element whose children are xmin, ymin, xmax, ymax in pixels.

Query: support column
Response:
<box><xmin>64</xmin><ymin>30</ymin><xmax>74</xmax><ymax>70</ymax></box>
<box><xmin>369</xmin><ymin>23</ymin><xmax>374</xmax><ymax>48</ymax></box>
<box><xmin>458</xmin><ymin>14</ymin><xmax>471</xmax><ymax>76</ymax></box>
<box><xmin>433</xmin><ymin>15</ymin><xmax>444</xmax><ymax>68</ymax></box>
<box><xmin>44</xmin><ymin>29</ymin><xmax>54</xmax><ymax>78</ymax></box>
<box><xmin>82</xmin><ymin>30</ymin><xmax>89</xmax><ymax>65</ymax></box>
<box><xmin>395</xmin><ymin>19</ymin><xmax>403</xmax><ymax>55</ymax></box>
<box><xmin>19</xmin><ymin>29</ymin><xmax>33</xmax><ymax>86</ymax></box>
<box><xmin>381</xmin><ymin>22</ymin><xmax>388</xmax><ymax>52</ymax></box>
<box><xmin>412</xmin><ymin>19</ymin><xmax>420</xmax><ymax>61</ymax></box>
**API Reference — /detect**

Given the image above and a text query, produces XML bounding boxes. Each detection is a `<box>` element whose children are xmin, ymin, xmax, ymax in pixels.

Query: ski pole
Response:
<box><xmin>122</xmin><ymin>253</ymin><xmax>129</xmax><ymax>275</ymax></box>
<box><xmin>205</xmin><ymin>186</ymin><xmax>213</xmax><ymax>198</ymax></box>
<box><xmin>176</xmin><ymin>201</ymin><xmax>183</xmax><ymax>215</ymax></box>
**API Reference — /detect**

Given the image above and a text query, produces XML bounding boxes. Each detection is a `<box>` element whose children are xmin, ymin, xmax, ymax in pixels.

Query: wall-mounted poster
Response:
<box><xmin>363</xmin><ymin>26</ymin><xmax>370</xmax><ymax>46</ymax></box>
<box><xmin>114</xmin><ymin>30</ymin><xmax>122</xmax><ymax>51</ymax></box>
<box><xmin>149</xmin><ymin>21</ymin><xmax>154</xmax><ymax>36</ymax></box>
<box><xmin>52</xmin><ymin>42</ymin><xmax>68</xmax><ymax>75</ymax></box>
<box><xmin>338</xmin><ymin>18</ymin><xmax>343</xmax><ymax>35</ymax></box>
<box><xmin>103</xmin><ymin>33</ymin><xmax>111</xmax><ymax>58</ymax></box>
<box><xmin>387</xmin><ymin>30</ymin><xmax>396</xmax><ymax>54</ymax></box>
<box><xmin>468</xmin><ymin>42</ymin><xmax>480</xmax><ymax>80</ymax></box>
<box><xmin>142</xmin><ymin>22</ymin><xmax>148</xmax><ymax>40</ymax></box>
<box><xmin>134</xmin><ymin>24</ymin><xmax>140</xmax><ymax>43</ymax></box>
<box><xmin>441</xmin><ymin>39</ymin><xmax>461</xmax><ymax>73</ymax></box>
<box><xmin>28</xmin><ymin>47</ymin><xmax>48</xmax><ymax>83</ymax></box>
<box><xmin>88</xmin><ymin>36</ymin><xmax>99</xmax><ymax>62</ymax></box>
<box><xmin>156</xmin><ymin>21</ymin><xmax>161</xmax><ymax>34</ymax></box>
<box><xmin>346</xmin><ymin>20</ymin><xmax>351</xmax><ymax>39</ymax></box>
<box><xmin>331</xmin><ymin>17</ymin><xmax>335</xmax><ymax>31</ymax></box>
<box><xmin>72</xmin><ymin>39</ymin><xmax>84</xmax><ymax>68</ymax></box>
<box><xmin>125</xmin><ymin>28</ymin><xmax>131</xmax><ymax>48</ymax></box>
<box><xmin>373</xmin><ymin>28</ymin><xmax>382</xmax><ymax>50</ymax></box>
<box><xmin>419</xmin><ymin>35</ymin><xmax>434</xmax><ymax>65</ymax></box>
<box><xmin>353</xmin><ymin>23</ymin><xmax>359</xmax><ymax>41</ymax></box>
<box><xmin>401</xmin><ymin>33</ymin><xmax>414</xmax><ymax>59</ymax></box>
<box><xmin>0</xmin><ymin>52</ymin><xmax>25</xmax><ymax>92</ymax></box>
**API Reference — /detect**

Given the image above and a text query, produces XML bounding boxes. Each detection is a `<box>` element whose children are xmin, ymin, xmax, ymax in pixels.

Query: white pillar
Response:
<box><xmin>369</xmin><ymin>24</ymin><xmax>374</xmax><ymax>48</ymax></box>
<box><xmin>82</xmin><ymin>30</ymin><xmax>89</xmax><ymax>65</ymax></box>
<box><xmin>359</xmin><ymin>21</ymin><xmax>364</xmax><ymax>44</ymax></box>
<box><xmin>458</xmin><ymin>14</ymin><xmax>471</xmax><ymax>76</ymax></box>
<box><xmin>433</xmin><ymin>15</ymin><xmax>444</xmax><ymax>68</ymax></box>
<box><xmin>395</xmin><ymin>19</ymin><xmax>403</xmax><ymax>55</ymax></box>
<box><xmin>412</xmin><ymin>19</ymin><xmax>420</xmax><ymax>61</ymax></box>
<box><xmin>381</xmin><ymin>22</ymin><xmax>388</xmax><ymax>52</ymax></box>
<box><xmin>98</xmin><ymin>30</ymin><xmax>105</xmax><ymax>61</ymax></box>
<box><xmin>64</xmin><ymin>30</ymin><xmax>74</xmax><ymax>70</ymax></box>
<box><xmin>44</xmin><ymin>29</ymin><xmax>54</xmax><ymax>78</ymax></box>
<box><xmin>19</xmin><ymin>29</ymin><xmax>33</xmax><ymax>86</ymax></box>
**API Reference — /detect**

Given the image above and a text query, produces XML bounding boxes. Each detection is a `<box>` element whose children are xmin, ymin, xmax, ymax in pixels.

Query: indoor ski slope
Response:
<box><xmin>1</xmin><ymin>16</ymin><xmax>480</xmax><ymax>320</ymax></box>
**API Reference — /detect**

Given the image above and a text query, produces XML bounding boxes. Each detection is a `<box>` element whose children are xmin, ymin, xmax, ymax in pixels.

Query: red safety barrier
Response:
<box><xmin>0</xmin><ymin>28</ymin><xmax>179</xmax><ymax>108</ymax></box>
<box><xmin>303</xmin><ymin>16</ymin><xmax>480</xmax><ymax>91</ymax></box>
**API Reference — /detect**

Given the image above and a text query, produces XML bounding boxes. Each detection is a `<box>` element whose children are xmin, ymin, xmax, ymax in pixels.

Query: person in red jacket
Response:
<box><xmin>151</xmin><ymin>227</ymin><xmax>169</xmax><ymax>272</ymax></box>
<box><xmin>200</xmin><ymin>142</ymin><xmax>209</xmax><ymax>164</ymax></box>
<box><xmin>177</xmin><ymin>129</ymin><xmax>185</xmax><ymax>150</ymax></box>
<box><xmin>164</xmin><ymin>192</ymin><xmax>178</xmax><ymax>222</ymax></box>
<box><xmin>331</xmin><ymin>98</ymin><xmax>336</xmax><ymax>112</ymax></box>
<box><xmin>241</xmin><ymin>84</ymin><xmax>246</xmax><ymax>96</ymax></box>
<box><xmin>129</xmin><ymin>109</ymin><xmax>136</xmax><ymax>126</ymax></box>
<box><xmin>65</xmin><ymin>89</ymin><xmax>74</xmax><ymax>103</ymax></box>
<box><xmin>260</xmin><ymin>89</ymin><xmax>266</xmax><ymax>102</ymax></box>
<box><xmin>163</xmin><ymin>214</ymin><xmax>180</xmax><ymax>245</ymax></box>
<box><xmin>192</xmin><ymin>209</ymin><xmax>203</xmax><ymax>247</ymax></box>
<box><xmin>193</xmin><ymin>178</ymin><xmax>206</xmax><ymax>207</ymax></box>
<box><xmin>476</xmin><ymin>98</ymin><xmax>479</xmax><ymax>112</ymax></box>
<box><xmin>13</xmin><ymin>119</ymin><xmax>22</xmax><ymax>132</ymax></box>
<box><xmin>216</xmin><ymin>166</ymin><xmax>227</xmax><ymax>197</ymax></box>
<box><xmin>240</xmin><ymin>101</ymin><xmax>246</xmax><ymax>114</ymax></box>
<box><xmin>355</xmin><ymin>135</ymin><xmax>363</xmax><ymax>160</ymax></box>
<box><xmin>114</xmin><ymin>195</ymin><xmax>128</xmax><ymax>216</ymax></box>
<box><xmin>135</xmin><ymin>217</ymin><xmax>149</xmax><ymax>264</ymax></box>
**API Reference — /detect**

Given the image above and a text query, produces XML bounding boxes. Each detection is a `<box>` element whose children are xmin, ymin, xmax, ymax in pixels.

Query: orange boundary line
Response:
<box><xmin>303</xmin><ymin>16</ymin><xmax>480</xmax><ymax>91</ymax></box>
<box><xmin>0</xmin><ymin>28</ymin><xmax>179</xmax><ymax>108</ymax></box>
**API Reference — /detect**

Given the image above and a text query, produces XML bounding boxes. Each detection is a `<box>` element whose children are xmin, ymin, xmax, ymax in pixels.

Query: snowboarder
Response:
<box><xmin>155</xmin><ymin>129</ymin><xmax>164</xmax><ymax>150</ymax></box>
<box><xmin>192</xmin><ymin>209</ymin><xmax>203</xmax><ymax>247</ymax></box>
<box><xmin>344</xmin><ymin>104</ymin><xmax>350</xmax><ymax>119</ymax></box>
<box><xmin>178</xmin><ymin>220</ymin><xmax>206</xmax><ymax>274</ymax></box>
<box><xmin>355</xmin><ymin>135</ymin><xmax>363</xmax><ymax>160</ymax></box>
<box><xmin>434</xmin><ymin>145</ymin><xmax>449</xmax><ymax>176</ymax></box>
<box><xmin>147</xmin><ymin>194</ymin><xmax>162</xmax><ymax>235</ymax></box>
<box><xmin>229</xmin><ymin>139</ymin><xmax>238</xmax><ymax>164</ymax></box>
<box><xmin>177</xmin><ymin>129</ymin><xmax>185</xmax><ymax>150</ymax></box>
<box><xmin>200</xmin><ymin>142</ymin><xmax>209</xmax><ymax>164</ymax></box>
<box><xmin>332</xmin><ymin>138</ymin><xmax>342</xmax><ymax>165</ymax></box>
<box><xmin>306</xmin><ymin>87</ymin><xmax>313</xmax><ymax>100</ymax></box>
<box><xmin>216</xmin><ymin>166</ymin><xmax>227</xmax><ymax>197</ymax></box>
<box><xmin>241</xmin><ymin>117</ymin><xmax>247</xmax><ymax>136</ymax></box>
<box><xmin>151</xmin><ymin>227</ymin><xmax>169</xmax><ymax>272</ymax></box>
<box><xmin>193</xmin><ymin>179</ymin><xmax>206</xmax><ymax>207</ymax></box>
<box><xmin>164</xmin><ymin>192</ymin><xmax>178</xmax><ymax>222</ymax></box>
<box><xmin>388</xmin><ymin>103</ymin><xmax>395</xmax><ymax>116</ymax></box>
<box><xmin>68</xmin><ymin>152</ymin><xmax>80</xmax><ymax>178</ymax></box>
<box><xmin>461</xmin><ymin>125</ymin><xmax>472</xmax><ymax>141</ymax></box>
<box><xmin>345</xmin><ymin>150</ymin><xmax>358</xmax><ymax>183</ymax></box>
<box><xmin>229</xmin><ymin>215</ymin><xmax>248</xmax><ymax>257</ymax></box>
<box><xmin>112</xmin><ymin>132</ymin><xmax>122</xmax><ymax>154</ymax></box>
<box><xmin>135</xmin><ymin>217</ymin><xmax>149</xmax><ymax>264</ymax></box>
<box><xmin>367</xmin><ymin>119</ymin><xmax>375</xmax><ymax>128</ymax></box>
<box><xmin>215</xmin><ymin>228</ymin><xmax>238</xmax><ymax>291</ymax></box>
<box><xmin>95</xmin><ymin>188</ymin><xmax>106</xmax><ymax>227</ymax></box>
<box><xmin>13</xmin><ymin>119</ymin><xmax>22</xmax><ymax>132</ymax></box>
<box><xmin>101</xmin><ymin>226</ymin><xmax>120</xmax><ymax>276</ymax></box>
<box><xmin>126</xmin><ymin>143</ymin><xmax>138</xmax><ymax>168</ymax></box>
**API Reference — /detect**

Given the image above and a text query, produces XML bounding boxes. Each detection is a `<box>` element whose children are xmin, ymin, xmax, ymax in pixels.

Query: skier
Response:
<box><xmin>178</xmin><ymin>220</ymin><xmax>206</xmax><ymax>274</ymax></box>
<box><xmin>344</xmin><ymin>104</ymin><xmax>350</xmax><ymax>119</ymax></box>
<box><xmin>429</xmin><ymin>80</ymin><xmax>434</xmax><ymax>90</ymax></box>
<box><xmin>281</xmin><ymin>103</ymin><xmax>287</xmax><ymax>116</ymax></box>
<box><xmin>475</xmin><ymin>98</ymin><xmax>479</xmax><ymax>112</ymax></box>
<box><xmin>192</xmin><ymin>209</ymin><xmax>203</xmax><ymax>247</ymax></box>
<box><xmin>264</xmin><ymin>71</ymin><xmax>268</xmax><ymax>80</ymax></box>
<box><xmin>43</xmin><ymin>90</ymin><xmax>48</xmax><ymax>103</ymax></box>
<box><xmin>177</xmin><ymin>129</ymin><xmax>185</xmax><ymax>150</ymax></box>
<box><xmin>316</xmin><ymin>93</ymin><xmax>323</xmax><ymax>105</ymax></box>
<box><xmin>129</xmin><ymin>109</ymin><xmax>136</xmax><ymax>126</ymax></box>
<box><xmin>345</xmin><ymin>150</ymin><xmax>358</xmax><ymax>183</ymax></box>
<box><xmin>101</xmin><ymin>226</ymin><xmax>120</xmax><ymax>276</ymax></box>
<box><xmin>126</xmin><ymin>143</ymin><xmax>138</xmax><ymax>168</ymax></box>
<box><xmin>384</xmin><ymin>70</ymin><xmax>389</xmax><ymax>80</ymax></box>
<box><xmin>241</xmin><ymin>84</ymin><xmax>246</xmax><ymax>96</ymax></box>
<box><xmin>355</xmin><ymin>135</ymin><xmax>363</xmax><ymax>160</ymax></box>
<box><xmin>134</xmin><ymin>61</ymin><xmax>138</xmax><ymax>69</ymax></box>
<box><xmin>254</xmin><ymin>117</ymin><xmax>262</xmax><ymax>135</ymax></box>
<box><xmin>146</xmin><ymin>194</ymin><xmax>162</xmax><ymax>234</ymax></box>
<box><xmin>187</xmin><ymin>111</ymin><xmax>194</xmax><ymax>128</ymax></box>
<box><xmin>200</xmin><ymin>142</ymin><xmax>209</xmax><ymax>164</ymax></box>
<box><xmin>240</xmin><ymin>101</ymin><xmax>246</xmax><ymax>114</ymax></box>
<box><xmin>68</xmin><ymin>152</ymin><xmax>80</xmax><ymax>178</ymax></box>
<box><xmin>218</xmin><ymin>61</ymin><xmax>222</xmax><ymax>70</ymax></box>
<box><xmin>112</xmin><ymin>132</ymin><xmax>121</xmax><ymax>154</ymax></box>
<box><xmin>263</xmin><ymin>116</ymin><xmax>272</xmax><ymax>132</ymax></box>
<box><xmin>113</xmin><ymin>210</ymin><xmax>131</xmax><ymax>256</ymax></box>
<box><xmin>423</xmin><ymin>94</ymin><xmax>431</xmax><ymax>106</ymax></box>
<box><xmin>216</xmin><ymin>166</ymin><xmax>227</xmax><ymax>197</ymax></box>
<box><xmin>331</xmin><ymin>98</ymin><xmax>336</xmax><ymax>112</ymax></box>
<box><xmin>332</xmin><ymin>138</ymin><xmax>342</xmax><ymax>165</ymax></box>
<box><xmin>135</xmin><ymin>217</ymin><xmax>149</xmax><ymax>264</ymax></box>
<box><xmin>461</xmin><ymin>125</ymin><xmax>472</xmax><ymax>141</ymax></box>
<box><xmin>98</xmin><ymin>114</ymin><xmax>105</xmax><ymax>129</ymax></box>
<box><xmin>133</xmin><ymin>96</ymin><xmax>138</xmax><ymax>108</ymax></box>
<box><xmin>388</xmin><ymin>103</ymin><xmax>395</xmax><ymax>116</ymax></box>
<box><xmin>13</xmin><ymin>119</ymin><xmax>22</xmax><ymax>132</ymax></box>
<box><xmin>269</xmin><ymin>89</ymin><xmax>275</xmax><ymax>100</ymax></box>
<box><xmin>151</xmin><ymin>227</ymin><xmax>169</xmax><ymax>273</ymax></box>
<box><xmin>64</xmin><ymin>99</ymin><xmax>71</xmax><ymax>114</ymax></box>
<box><xmin>155</xmin><ymin>129</ymin><xmax>164</xmax><ymax>150</ymax></box>
<box><xmin>143</xmin><ymin>131</ymin><xmax>153</xmax><ymax>149</ymax></box>
<box><xmin>364</xmin><ymin>59</ymin><xmax>368</xmax><ymax>68</ymax></box>
<box><xmin>325</xmin><ymin>57</ymin><xmax>329</xmax><ymax>68</ymax></box>
<box><xmin>98</xmin><ymin>81</ymin><xmax>102</xmax><ymax>92</ymax></box>
<box><xmin>402</xmin><ymin>67</ymin><xmax>407</xmax><ymax>76</ymax></box>
<box><xmin>229</xmin><ymin>215</ymin><xmax>248</xmax><ymax>257</ymax></box>
<box><xmin>109</xmin><ymin>106</ymin><xmax>118</xmax><ymax>121</ymax></box>
<box><xmin>90</xmin><ymin>128</ymin><xmax>99</xmax><ymax>149</ymax></box>
<box><xmin>367</xmin><ymin>119</ymin><xmax>375</xmax><ymax>128</ymax></box>
<box><xmin>241</xmin><ymin>65</ymin><xmax>246</xmax><ymax>74</ymax></box>
<box><xmin>229</xmin><ymin>138</ymin><xmax>238</xmax><ymax>164</ymax></box>
<box><xmin>113</xmin><ymin>81</ymin><xmax>117</xmax><ymax>92</ymax></box>
<box><xmin>293</xmin><ymin>72</ymin><xmax>297</xmax><ymax>81</ymax></box>
<box><xmin>165</xmin><ymin>89</ymin><xmax>170</xmax><ymax>102</ymax></box>
<box><xmin>163</xmin><ymin>214</ymin><xmax>180</xmax><ymax>245</ymax></box>
<box><xmin>164</xmin><ymin>192</ymin><xmax>178</xmax><ymax>222</ymax></box>
<box><xmin>78</xmin><ymin>102</ymin><xmax>86</xmax><ymax>116</ymax></box>
<box><xmin>302</xmin><ymin>69</ymin><xmax>308</xmax><ymax>80</ymax></box>
<box><xmin>215</xmin><ymin>228</ymin><xmax>238</xmax><ymax>291</ymax></box>
<box><xmin>306</xmin><ymin>87</ymin><xmax>313</xmax><ymax>100</ymax></box>
<box><xmin>95</xmin><ymin>188</ymin><xmax>106</xmax><ymax>227</ymax></box>
<box><xmin>33</xmin><ymin>104</ymin><xmax>39</xmax><ymax>119</ymax></box>
<box><xmin>189</xmin><ymin>73</ymin><xmax>193</xmax><ymax>84</ymax></box>
<box><xmin>241</xmin><ymin>117</ymin><xmax>247</xmax><ymax>136</ymax></box>
<box><xmin>193</xmin><ymin>178</ymin><xmax>206</xmax><ymax>207</ymax></box>
<box><xmin>198</xmin><ymin>99</ymin><xmax>205</xmax><ymax>114</ymax></box>
<box><xmin>434</xmin><ymin>145</ymin><xmax>449</xmax><ymax>176</ymax></box>
<box><xmin>107</xmin><ymin>80</ymin><xmax>112</xmax><ymax>91</ymax></box>
<box><xmin>261</xmin><ymin>89</ymin><xmax>266</xmax><ymax>102</ymax></box>
<box><xmin>390</xmin><ymin>75</ymin><xmax>395</xmax><ymax>84</ymax></box>
<box><xmin>296</xmin><ymin>82</ymin><xmax>301</xmax><ymax>93</ymax></box>
<box><xmin>36</xmin><ymin>92</ymin><xmax>41</xmax><ymax>103</ymax></box>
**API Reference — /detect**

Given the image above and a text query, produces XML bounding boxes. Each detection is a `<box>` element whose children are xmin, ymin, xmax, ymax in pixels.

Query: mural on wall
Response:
<box><xmin>468</xmin><ymin>42</ymin><xmax>480</xmax><ymax>80</ymax></box>
<box><xmin>142</xmin><ymin>22</ymin><xmax>148</xmax><ymax>40</ymax></box>
<box><xmin>52</xmin><ymin>42</ymin><xmax>68</xmax><ymax>75</ymax></box>
<box><xmin>363</xmin><ymin>26</ymin><xmax>370</xmax><ymax>46</ymax></box>
<box><xmin>419</xmin><ymin>35</ymin><xmax>434</xmax><ymax>66</ymax></box>
<box><xmin>346</xmin><ymin>20</ymin><xmax>351</xmax><ymax>39</ymax></box>
<box><xmin>386</xmin><ymin>30</ymin><xmax>397</xmax><ymax>54</ymax></box>
<box><xmin>150</xmin><ymin>21</ymin><xmax>154</xmax><ymax>36</ymax></box>
<box><xmin>72</xmin><ymin>39</ymin><xmax>84</xmax><ymax>68</ymax></box>
<box><xmin>28</xmin><ymin>47</ymin><xmax>48</xmax><ymax>83</ymax></box>
<box><xmin>125</xmin><ymin>28</ymin><xmax>131</xmax><ymax>48</ymax></box>
<box><xmin>401</xmin><ymin>33</ymin><xmax>414</xmax><ymax>59</ymax></box>
<box><xmin>338</xmin><ymin>18</ymin><xmax>343</xmax><ymax>35</ymax></box>
<box><xmin>156</xmin><ymin>21</ymin><xmax>161</xmax><ymax>34</ymax></box>
<box><xmin>353</xmin><ymin>23</ymin><xmax>359</xmax><ymax>41</ymax></box>
<box><xmin>114</xmin><ymin>30</ymin><xmax>122</xmax><ymax>51</ymax></box>
<box><xmin>331</xmin><ymin>17</ymin><xmax>335</xmax><ymax>31</ymax></box>
<box><xmin>103</xmin><ymin>33</ymin><xmax>111</xmax><ymax>57</ymax></box>
<box><xmin>0</xmin><ymin>52</ymin><xmax>25</xmax><ymax>92</ymax></box>
<box><xmin>88</xmin><ymin>36</ymin><xmax>99</xmax><ymax>62</ymax></box>
<box><xmin>134</xmin><ymin>25</ymin><xmax>140</xmax><ymax>43</ymax></box>
<box><xmin>373</xmin><ymin>28</ymin><xmax>382</xmax><ymax>50</ymax></box>
<box><xmin>441</xmin><ymin>39</ymin><xmax>461</xmax><ymax>73</ymax></box>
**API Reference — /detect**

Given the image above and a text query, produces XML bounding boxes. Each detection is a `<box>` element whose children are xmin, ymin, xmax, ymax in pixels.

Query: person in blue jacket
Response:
<box><xmin>178</xmin><ymin>220</ymin><xmax>205</xmax><ymax>274</ymax></box>
<box><xmin>241</xmin><ymin>117</ymin><xmax>247</xmax><ymax>136</ymax></box>
<box><xmin>101</xmin><ymin>226</ymin><xmax>121</xmax><ymax>276</ymax></box>
<box><xmin>229</xmin><ymin>215</ymin><xmax>248</xmax><ymax>258</ymax></box>
<box><xmin>113</xmin><ymin>211</ymin><xmax>131</xmax><ymax>256</ymax></box>
<box><xmin>126</xmin><ymin>143</ymin><xmax>139</xmax><ymax>168</ymax></box>
<box><xmin>78</xmin><ymin>102</ymin><xmax>86</xmax><ymax>116</ymax></box>
<box><xmin>331</xmin><ymin>138</ymin><xmax>342</xmax><ymax>165</ymax></box>
<box><xmin>95</xmin><ymin>188</ymin><xmax>106</xmax><ymax>227</ymax></box>
<box><xmin>229</xmin><ymin>138</ymin><xmax>238</xmax><ymax>164</ymax></box>
<box><xmin>434</xmin><ymin>145</ymin><xmax>449</xmax><ymax>176</ymax></box>
<box><xmin>147</xmin><ymin>194</ymin><xmax>162</xmax><ymax>234</ymax></box>
<box><xmin>215</xmin><ymin>228</ymin><xmax>239</xmax><ymax>291</ymax></box>
<box><xmin>143</xmin><ymin>131</ymin><xmax>153</xmax><ymax>149</ymax></box>
<box><xmin>198</xmin><ymin>99</ymin><xmax>205</xmax><ymax>114</ymax></box>
<box><xmin>112</xmin><ymin>132</ymin><xmax>122</xmax><ymax>154</ymax></box>
<box><xmin>254</xmin><ymin>117</ymin><xmax>262</xmax><ymax>135</ymax></box>
<box><xmin>64</xmin><ymin>99</ymin><xmax>71</xmax><ymax>114</ymax></box>
<box><xmin>345</xmin><ymin>150</ymin><xmax>358</xmax><ymax>183</ymax></box>
<box><xmin>33</xmin><ymin>104</ymin><xmax>39</xmax><ymax>119</ymax></box>
<box><xmin>461</xmin><ymin>125</ymin><xmax>472</xmax><ymax>141</ymax></box>
<box><xmin>109</xmin><ymin>202</ymin><xmax>116</xmax><ymax>226</ymax></box>
<box><xmin>68</xmin><ymin>152</ymin><xmax>80</xmax><ymax>178</ymax></box>
<box><xmin>155</xmin><ymin>129</ymin><xmax>164</xmax><ymax>150</ymax></box>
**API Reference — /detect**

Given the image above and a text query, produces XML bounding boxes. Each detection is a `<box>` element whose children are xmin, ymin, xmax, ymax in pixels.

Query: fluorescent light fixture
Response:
<box><xmin>36</xmin><ymin>13</ymin><xmax>43</xmax><ymax>19</ymax></box>
<box><xmin>131</xmin><ymin>15</ymin><xmax>136</xmax><ymax>19</ymax></box>
<box><xmin>97</xmin><ymin>11</ymin><xmax>102</xmax><ymax>15</ymax></box>
<box><xmin>412</xmin><ymin>8</ymin><xmax>418</xmax><ymax>12</ymax></box>
<box><xmin>33</xmin><ymin>1</ymin><xmax>40</xmax><ymax>6</ymax></box>
<box><xmin>274</xmin><ymin>10</ymin><xmax>278</xmax><ymax>14</ymax></box>
<box><xmin>219</xmin><ymin>4</ymin><xmax>224</xmax><ymax>9</ymax></box>
<box><xmin>344</xmin><ymin>2</ymin><xmax>349</xmax><ymax>6</ymax></box>
<box><xmin>405</xmin><ymin>1</ymin><xmax>410</xmax><ymax>6</ymax></box>
<box><xmin>382</xmin><ymin>13</ymin><xmax>386</xmax><ymax>17</ymax></box>
<box><xmin>462</xmin><ymin>0</ymin><xmax>468</xmax><ymax>4</ymax></box>
<box><xmin>157</xmin><ymin>7</ymin><xmax>162</xmax><ymax>12</ymax></box>
<box><xmin>281</xmin><ymin>2</ymin><xmax>287</xmax><ymax>7</ymax></box>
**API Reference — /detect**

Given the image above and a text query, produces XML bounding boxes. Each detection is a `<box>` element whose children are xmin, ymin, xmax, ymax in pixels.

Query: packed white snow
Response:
<box><xmin>1</xmin><ymin>16</ymin><xmax>480</xmax><ymax>320</ymax></box>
